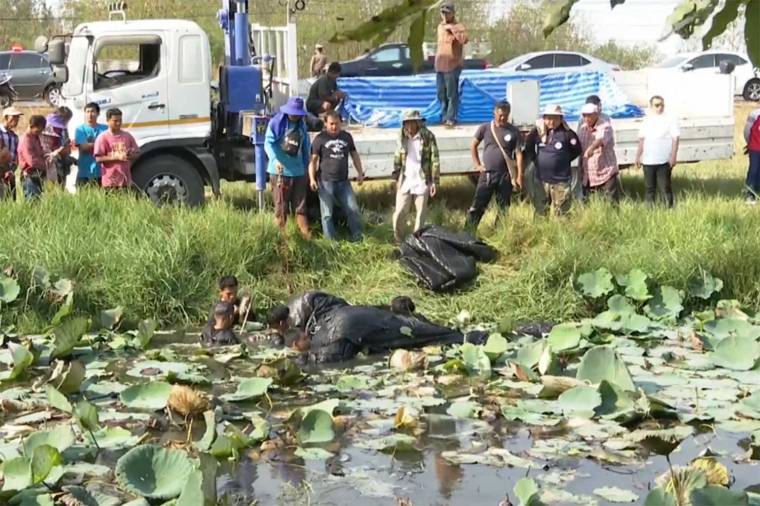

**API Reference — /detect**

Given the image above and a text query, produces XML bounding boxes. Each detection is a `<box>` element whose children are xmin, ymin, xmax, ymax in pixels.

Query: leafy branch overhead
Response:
<box><xmin>329</xmin><ymin>0</ymin><xmax>439</xmax><ymax>71</ymax></box>
<box><xmin>542</xmin><ymin>0</ymin><xmax>760</xmax><ymax>66</ymax></box>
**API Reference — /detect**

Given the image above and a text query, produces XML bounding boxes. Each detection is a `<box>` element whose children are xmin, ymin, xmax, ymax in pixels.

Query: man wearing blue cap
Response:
<box><xmin>265</xmin><ymin>97</ymin><xmax>313</xmax><ymax>239</ymax></box>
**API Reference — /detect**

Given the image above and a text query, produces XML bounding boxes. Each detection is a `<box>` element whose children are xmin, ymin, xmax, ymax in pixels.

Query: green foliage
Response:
<box><xmin>115</xmin><ymin>445</ymin><xmax>195</xmax><ymax>500</ymax></box>
<box><xmin>577</xmin><ymin>268</ymin><xmax>615</xmax><ymax>298</ymax></box>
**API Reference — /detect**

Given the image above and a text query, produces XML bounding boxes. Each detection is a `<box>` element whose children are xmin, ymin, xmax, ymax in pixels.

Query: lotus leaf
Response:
<box><xmin>51</xmin><ymin>359</ymin><xmax>86</xmax><ymax>395</ymax></box>
<box><xmin>608</xmin><ymin>294</ymin><xmax>636</xmax><ymax>314</ymax></box>
<box><xmin>576</xmin><ymin>346</ymin><xmax>635</xmax><ymax>392</ymax></box>
<box><xmin>0</xmin><ymin>342</ymin><xmax>33</xmax><ymax>382</ymax></box>
<box><xmin>50</xmin><ymin>292</ymin><xmax>74</xmax><ymax>327</ymax></box>
<box><xmin>86</xmin><ymin>427</ymin><xmax>140</xmax><ymax>449</ymax></box>
<box><xmin>23</xmin><ymin>426</ymin><xmax>75</xmax><ymax>456</ymax></box>
<box><xmin>459</xmin><ymin>342</ymin><xmax>491</xmax><ymax>375</ymax></box>
<box><xmin>45</xmin><ymin>385</ymin><xmax>72</xmax><ymax>413</ymax></box>
<box><xmin>2</xmin><ymin>456</ymin><xmax>32</xmax><ymax>491</ymax></box>
<box><xmin>516</xmin><ymin>340</ymin><xmax>545</xmax><ymax>369</ymax></box>
<box><xmin>616</xmin><ymin>269</ymin><xmax>651</xmax><ymax>301</ymax></box>
<box><xmin>627</xmin><ymin>426</ymin><xmax>693</xmax><ymax>455</ymax></box>
<box><xmin>446</xmin><ymin>400</ymin><xmax>481</xmax><ymax>419</ymax></box>
<box><xmin>690</xmin><ymin>486</ymin><xmax>748</xmax><ymax>506</ymax></box>
<box><xmin>99</xmin><ymin>307</ymin><xmax>124</xmax><ymax>330</ymax></box>
<box><xmin>30</xmin><ymin>445</ymin><xmax>61</xmax><ymax>485</ymax></box>
<box><xmin>483</xmin><ymin>333</ymin><xmax>508</xmax><ymax>359</ymax></box>
<box><xmin>558</xmin><ymin>386</ymin><xmax>602</xmax><ymax>418</ymax></box>
<box><xmin>220</xmin><ymin>377</ymin><xmax>272</xmax><ymax>402</ymax></box>
<box><xmin>577</xmin><ymin>268</ymin><xmax>614</xmax><ymax>298</ymax></box>
<box><xmin>705</xmin><ymin>318</ymin><xmax>760</xmax><ymax>340</ymax></box>
<box><xmin>52</xmin><ymin>317</ymin><xmax>89</xmax><ymax>359</ymax></box>
<box><xmin>355</xmin><ymin>433</ymin><xmax>418</xmax><ymax>453</ymax></box>
<box><xmin>176</xmin><ymin>469</ymin><xmax>203</xmax><ymax>506</ymax></box>
<box><xmin>514</xmin><ymin>477</ymin><xmax>545</xmax><ymax>506</ymax></box>
<box><xmin>0</xmin><ymin>275</ymin><xmax>20</xmax><ymax>303</ymax></box>
<box><xmin>59</xmin><ymin>486</ymin><xmax>121</xmax><ymax>506</ymax></box>
<box><xmin>644</xmin><ymin>488</ymin><xmax>678</xmax><ymax>506</ymax></box>
<box><xmin>689</xmin><ymin>272</ymin><xmax>724</xmax><ymax>300</ymax></box>
<box><xmin>645</xmin><ymin>286</ymin><xmax>684</xmax><ymax>321</ymax></box>
<box><xmin>115</xmin><ymin>444</ymin><xmax>195</xmax><ymax>500</ymax></box>
<box><xmin>294</xmin><ymin>447</ymin><xmax>334</xmax><ymax>460</ymax></box>
<box><xmin>135</xmin><ymin>319</ymin><xmax>158</xmax><ymax>349</ymax></box>
<box><xmin>547</xmin><ymin>323</ymin><xmax>581</xmax><ymax>352</ymax></box>
<box><xmin>74</xmin><ymin>399</ymin><xmax>100</xmax><ymax>432</ymax></box>
<box><xmin>594</xmin><ymin>486</ymin><xmax>638</xmax><ymax>503</ymax></box>
<box><xmin>196</xmin><ymin>410</ymin><xmax>216</xmax><ymax>451</ymax></box>
<box><xmin>595</xmin><ymin>380</ymin><xmax>636</xmax><ymax>418</ymax></box>
<box><xmin>712</xmin><ymin>336</ymin><xmax>760</xmax><ymax>371</ymax></box>
<box><xmin>335</xmin><ymin>374</ymin><xmax>370</xmax><ymax>392</ymax></box>
<box><xmin>297</xmin><ymin>409</ymin><xmax>335</xmax><ymax>444</ymax></box>
<box><xmin>120</xmin><ymin>381</ymin><xmax>172</xmax><ymax>410</ymax></box>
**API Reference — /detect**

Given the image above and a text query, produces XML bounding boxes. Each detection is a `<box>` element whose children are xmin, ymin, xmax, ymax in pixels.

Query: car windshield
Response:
<box><xmin>656</xmin><ymin>56</ymin><xmax>689</xmax><ymax>68</ymax></box>
<box><xmin>63</xmin><ymin>36</ymin><xmax>89</xmax><ymax>97</ymax></box>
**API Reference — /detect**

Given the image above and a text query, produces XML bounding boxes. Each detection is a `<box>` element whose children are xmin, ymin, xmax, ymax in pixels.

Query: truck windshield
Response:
<box><xmin>63</xmin><ymin>36</ymin><xmax>90</xmax><ymax>97</ymax></box>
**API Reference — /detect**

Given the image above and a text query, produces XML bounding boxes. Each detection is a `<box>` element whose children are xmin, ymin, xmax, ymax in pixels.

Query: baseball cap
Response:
<box><xmin>581</xmin><ymin>103</ymin><xmax>599</xmax><ymax>115</ymax></box>
<box><xmin>440</xmin><ymin>2</ymin><xmax>455</xmax><ymax>13</ymax></box>
<box><xmin>2</xmin><ymin>106</ymin><xmax>23</xmax><ymax>117</ymax></box>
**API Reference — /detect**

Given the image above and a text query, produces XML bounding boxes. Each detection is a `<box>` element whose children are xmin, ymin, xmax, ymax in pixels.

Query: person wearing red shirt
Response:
<box><xmin>744</xmin><ymin>107</ymin><xmax>760</xmax><ymax>204</ymax></box>
<box><xmin>17</xmin><ymin>115</ymin><xmax>48</xmax><ymax>200</ymax></box>
<box><xmin>94</xmin><ymin>108</ymin><xmax>139</xmax><ymax>190</ymax></box>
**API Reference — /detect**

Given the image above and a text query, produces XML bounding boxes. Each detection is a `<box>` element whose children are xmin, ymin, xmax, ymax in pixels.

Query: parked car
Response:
<box><xmin>653</xmin><ymin>51</ymin><xmax>760</xmax><ymax>101</ymax></box>
<box><xmin>498</xmin><ymin>51</ymin><xmax>620</xmax><ymax>74</ymax></box>
<box><xmin>338</xmin><ymin>43</ymin><xmax>488</xmax><ymax>78</ymax></box>
<box><xmin>0</xmin><ymin>50</ymin><xmax>60</xmax><ymax>105</ymax></box>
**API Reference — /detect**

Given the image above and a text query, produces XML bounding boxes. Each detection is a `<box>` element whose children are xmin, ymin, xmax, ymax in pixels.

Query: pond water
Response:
<box><xmin>3</xmin><ymin>318</ymin><xmax>760</xmax><ymax>506</ymax></box>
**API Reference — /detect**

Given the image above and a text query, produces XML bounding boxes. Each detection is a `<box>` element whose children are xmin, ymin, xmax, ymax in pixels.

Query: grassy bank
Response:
<box><xmin>1</xmin><ymin>105</ymin><xmax>759</xmax><ymax>331</ymax></box>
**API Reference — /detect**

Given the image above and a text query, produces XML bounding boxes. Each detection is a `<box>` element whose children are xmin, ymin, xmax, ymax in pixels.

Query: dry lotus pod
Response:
<box><xmin>167</xmin><ymin>385</ymin><xmax>209</xmax><ymax>418</ymax></box>
<box><xmin>389</xmin><ymin>349</ymin><xmax>427</xmax><ymax>371</ymax></box>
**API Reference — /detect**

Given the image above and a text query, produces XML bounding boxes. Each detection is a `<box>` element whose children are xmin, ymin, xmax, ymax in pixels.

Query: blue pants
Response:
<box><xmin>747</xmin><ymin>150</ymin><xmax>760</xmax><ymax>198</ymax></box>
<box><xmin>436</xmin><ymin>68</ymin><xmax>462</xmax><ymax>124</ymax></box>
<box><xmin>22</xmin><ymin>175</ymin><xmax>42</xmax><ymax>200</ymax></box>
<box><xmin>318</xmin><ymin>180</ymin><xmax>363</xmax><ymax>241</ymax></box>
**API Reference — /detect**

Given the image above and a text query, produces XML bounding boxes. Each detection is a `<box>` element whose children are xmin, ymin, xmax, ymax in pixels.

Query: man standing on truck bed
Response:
<box><xmin>436</xmin><ymin>2</ymin><xmax>468</xmax><ymax>128</ymax></box>
<box><xmin>307</xmin><ymin>62</ymin><xmax>347</xmax><ymax>118</ymax></box>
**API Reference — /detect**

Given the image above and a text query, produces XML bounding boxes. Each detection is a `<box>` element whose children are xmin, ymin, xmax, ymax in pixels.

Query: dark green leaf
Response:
<box><xmin>176</xmin><ymin>469</ymin><xmax>204</xmax><ymax>506</ymax></box>
<box><xmin>196</xmin><ymin>410</ymin><xmax>216</xmax><ymax>452</ymax></box>
<box><xmin>688</xmin><ymin>271</ymin><xmax>724</xmax><ymax>299</ymax></box>
<box><xmin>645</xmin><ymin>286</ymin><xmax>684</xmax><ymax>321</ymax></box>
<box><xmin>558</xmin><ymin>386</ymin><xmax>602</xmax><ymax>418</ymax></box>
<box><xmin>54</xmin><ymin>360</ymin><xmax>86</xmax><ymax>395</ymax></box>
<box><xmin>644</xmin><ymin>488</ymin><xmax>678</xmax><ymax>506</ymax></box>
<box><xmin>2</xmin><ymin>456</ymin><xmax>32</xmax><ymax>491</ymax></box>
<box><xmin>542</xmin><ymin>0</ymin><xmax>582</xmax><ymax>37</ymax></box>
<box><xmin>50</xmin><ymin>293</ymin><xmax>74</xmax><ymax>328</ymax></box>
<box><xmin>74</xmin><ymin>399</ymin><xmax>100</xmax><ymax>432</ymax></box>
<box><xmin>483</xmin><ymin>333</ymin><xmax>508</xmax><ymax>359</ymax></box>
<box><xmin>666</xmin><ymin>0</ymin><xmax>721</xmax><ymax>40</ymax></box>
<box><xmin>297</xmin><ymin>409</ymin><xmax>335</xmax><ymax>444</ymax></box>
<box><xmin>115</xmin><ymin>445</ymin><xmax>195</xmax><ymax>500</ymax></box>
<box><xmin>577</xmin><ymin>268</ymin><xmax>615</xmax><ymax>298</ymax></box>
<box><xmin>747</xmin><ymin>0</ymin><xmax>760</xmax><ymax>66</ymax></box>
<box><xmin>330</xmin><ymin>0</ymin><xmax>438</xmax><ymax>44</ymax></box>
<box><xmin>616</xmin><ymin>269</ymin><xmax>650</xmax><ymax>302</ymax></box>
<box><xmin>548</xmin><ymin>323</ymin><xmax>581</xmax><ymax>352</ymax></box>
<box><xmin>2</xmin><ymin>342</ymin><xmax>34</xmax><ymax>381</ymax></box>
<box><xmin>135</xmin><ymin>319</ymin><xmax>158</xmax><ymax>349</ymax></box>
<box><xmin>576</xmin><ymin>346</ymin><xmax>635</xmax><ymax>391</ymax></box>
<box><xmin>690</xmin><ymin>486</ymin><xmax>748</xmax><ymax>506</ymax></box>
<box><xmin>45</xmin><ymin>384</ymin><xmax>73</xmax><ymax>413</ymax></box>
<box><xmin>120</xmin><ymin>381</ymin><xmax>172</xmax><ymax>410</ymax></box>
<box><xmin>99</xmin><ymin>307</ymin><xmax>124</xmax><ymax>330</ymax></box>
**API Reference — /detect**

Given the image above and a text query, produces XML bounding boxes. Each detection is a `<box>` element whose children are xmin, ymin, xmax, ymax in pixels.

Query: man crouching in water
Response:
<box><xmin>201</xmin><ymin>302</ymin><xmax>239</xmax><ymax>346</ymax></box>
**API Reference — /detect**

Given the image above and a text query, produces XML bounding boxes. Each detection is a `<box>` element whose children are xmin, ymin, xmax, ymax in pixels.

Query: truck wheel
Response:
<box><xmin>0</xmin><ymin>93</ymin><xmax>12</xmax><ymax>108</ymax></box>
<box><xmin>132</xmin><ymin>155</ymin><xmax>205</xmax><ymax>207</ymax></box>
<box><xmin>44</xmin><ymin>85</ymin><xmax>61</xmax><ymax>106</ymax></box>
<box><xmin>744</xmin><ymin>79</ymin><xmax>760</xmax><ymax>102</ymax></box>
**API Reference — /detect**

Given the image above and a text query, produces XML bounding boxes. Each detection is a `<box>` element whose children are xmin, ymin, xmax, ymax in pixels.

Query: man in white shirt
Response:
<box><xmin>635</xmin><ymin>95</ymin><xmax>680</xmax><ymax>208</ymax></box>
<box><xmin>392</xmin><ymin>110</ymin><xmax>440</xmax><ymax>242</ymax></box>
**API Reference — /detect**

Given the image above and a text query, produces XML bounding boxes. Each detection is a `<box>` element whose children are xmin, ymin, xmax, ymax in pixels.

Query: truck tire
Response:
<box><xmin>132</xmin><ymin>154</ymin><xmax>205</xmax><ymax>207</ymax></box>
<box><xmin>744</xmin><ymin>78</ymin><xmax>760</xmax><ymax>102</ymax></box>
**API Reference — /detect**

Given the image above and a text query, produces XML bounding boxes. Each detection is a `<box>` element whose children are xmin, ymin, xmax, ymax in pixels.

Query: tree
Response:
<box><xmin>0</xmin><ymin>0</ymin><xmax>57</xmax><ymax>51</ymax></box>
<box><xmin>542</xmin><ymin>0</ymin><xmax>760</xmax><ymax>66</ymax></box>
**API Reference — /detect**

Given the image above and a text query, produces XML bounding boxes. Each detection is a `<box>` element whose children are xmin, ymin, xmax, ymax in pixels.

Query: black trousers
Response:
<box><xmin>643</xmin><ymin>163</ymin><xmax>673</xmax><ymax>207</ymax></box>
<box><xmin>467</xmin><ymin>170</ymin><xmax>512</xmax><ymax>226</ymax></box>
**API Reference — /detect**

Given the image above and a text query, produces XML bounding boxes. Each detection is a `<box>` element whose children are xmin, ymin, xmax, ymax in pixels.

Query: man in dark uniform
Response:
<box><xmin>525</xmin><ymin>104</ymin><xmax>582</xmax><ymax>216</ymax></box>
<box><xmin>467</xmin><ymin>101</ymin><xmax>524</xmax><ymax>228</ymax></box>
<box><xmin>306</xmin><ymin>62</ymin><xmax>347</xmax><ymax>117</ymax></box>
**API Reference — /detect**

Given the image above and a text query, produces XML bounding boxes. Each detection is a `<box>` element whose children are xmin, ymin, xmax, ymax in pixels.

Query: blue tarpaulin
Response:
<box><xmin>338</xmin><ymin>69</ymin><xmax>644</xmax><ymax>128</ymax></box>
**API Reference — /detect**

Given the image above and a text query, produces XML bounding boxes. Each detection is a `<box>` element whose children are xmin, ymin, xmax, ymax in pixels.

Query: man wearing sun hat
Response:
<box><xmin>578</xmin><ymin>102</ymin><xmax>621</xmax><ymax>202</ymax></box>
<box><xmin>392</xmin><ymin>110</ymin><xmax>440</xmax><ymax>242</ymax></box>
<box><xmin>0</xmin><ymin>106</ymin><xmax>23</xmax><ymax>199</ymax></box>
<box><xmin>524</xmin><ymin>104</ymin><xmax>582</xmax><ymax>216</ymax></box>
<box><xmin>264</xmin><ymin>96</ymin><xmax>313</xmax><ymax>239</ymax></box>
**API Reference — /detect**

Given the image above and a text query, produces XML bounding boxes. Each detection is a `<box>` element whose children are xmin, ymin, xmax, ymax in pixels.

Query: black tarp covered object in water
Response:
<box><xmin>286</xmin><ymin>291</ymin><xmax>486</xmax><ymax>363</ymax></box>
<box><xmin>399</xmin><ymin>226</ymin><xmax>496</xmax><ymax>292</ymax></box>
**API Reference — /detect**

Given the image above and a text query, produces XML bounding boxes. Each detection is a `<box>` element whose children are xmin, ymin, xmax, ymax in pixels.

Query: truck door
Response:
<box><xmin>169</xmin><ymin>33</ymin><xmax>211</xmax><ymax>139</ymax></box>
<box><xmin>88</xmin><ymin>35</ymin><xmax>169</xmax><ymax>143</ymax></box>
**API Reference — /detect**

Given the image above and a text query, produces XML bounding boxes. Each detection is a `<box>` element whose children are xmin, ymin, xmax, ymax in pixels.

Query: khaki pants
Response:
<box><xmin>393</xmin><ymin>188</ymin><xmax>428</xmax><ymax>241</ymax></box>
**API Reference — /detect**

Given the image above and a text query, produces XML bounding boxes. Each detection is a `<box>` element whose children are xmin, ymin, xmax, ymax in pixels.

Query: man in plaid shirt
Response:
<box><xmin>0</xmin><ymin>106</ymin><xmax>23</xmax><ymax>199</ymax></box>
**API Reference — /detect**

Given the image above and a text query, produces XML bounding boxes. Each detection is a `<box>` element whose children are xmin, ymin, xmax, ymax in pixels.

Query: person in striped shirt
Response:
<box><xmin>0</xmin><ymin>106</ymin><xmax>23</xmax><ymax>199</ymax></box>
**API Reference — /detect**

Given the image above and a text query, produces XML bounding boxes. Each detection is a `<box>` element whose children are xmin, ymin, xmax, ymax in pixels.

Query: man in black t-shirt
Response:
<box><xmin>307</xmin><ymin>62</ymin><xmax>347</xmax><ymax>116</ymax></box>
<box><xmin>467</xmin><ymin>101</ymin><xmax>524</xmax><ymax>228</ymax></box>
<box><xmin>308</xmin><ymin>111</ymin><xmax>365</xmax><ymax>241</ymax></box>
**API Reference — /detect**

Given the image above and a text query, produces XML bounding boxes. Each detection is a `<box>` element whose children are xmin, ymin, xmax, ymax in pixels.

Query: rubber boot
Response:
<box><xmin>296</xmin><ymin>214</ymin><xmax>312</xmax><ymax>240</ymax></box>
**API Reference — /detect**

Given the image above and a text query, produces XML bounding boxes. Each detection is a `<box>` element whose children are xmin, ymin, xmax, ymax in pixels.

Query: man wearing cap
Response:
<box><xmin>525</xmin><ymin>105</ymin><xmax>582</xmax><ymax>216</ymax></box>
<box><xmin>310</xmin><ymin>44</ymin><xmax>328</xmax><ymax>78</ymax></box>
<box><xmin>0</xmin><ymin>106</ymin><xmax>22</xmax><ymax>199</ymax></box>
<box><xmin>578</xmin><ymin>102</ymin><xmax>621</xmax><ymax>202</ymax></box>
<box><xmin>436</xmin><ymin>2</ymin><xmax>469</xmax><ymax>128</ymax></box>
<box><xmin>392</xmin><ymin>110</ymin><xmax>440</xmax><ymax>242</ymax></box>
<box><xmin>307</xmin><ymin>62</ymin><xmax>347</xmax><ymax>117</ymax></box>
<box><xmin>265</xmin><ymin>96</ymin><xmax>313</xmax><ymax>239</ymax></box>
<box><xmin>466</xmin><ymin>100</ymin><xmax>523</xmax><ymax>228</ymax></box>
<box><xmin>573</xmin><ymin>95</ymin><xmax>612</xmax><ymax>200</ymax></box>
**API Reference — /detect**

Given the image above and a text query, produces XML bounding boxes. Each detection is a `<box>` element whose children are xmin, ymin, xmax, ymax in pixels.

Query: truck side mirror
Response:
<box><xmin>48</xmin><ymin>40</ymin><xmax>66</xmax><ymax>66</ymax></box>
<box><xmin>53</xmin><ymin>66</ymin><xmax>68</xmax><ymax>84</ymax></box>
<box><xmin>681</xmin><ymin>63</ymin><xmax>694</xmax><ymax>72</ymax></box>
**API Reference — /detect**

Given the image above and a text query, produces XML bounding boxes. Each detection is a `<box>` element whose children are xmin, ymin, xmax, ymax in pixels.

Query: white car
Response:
<box><xmin>498</xmin><ymin>51</ymin><xmax>620</xmax><ymax>74</ymax></box>
<box><xmin>654</xmin><ymin>51</ymin><xmax>760</xmax><ymax>101</ymax></box>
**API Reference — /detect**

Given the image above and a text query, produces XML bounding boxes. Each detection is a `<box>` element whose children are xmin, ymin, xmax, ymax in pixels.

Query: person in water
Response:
<box><xmin>201</xmin><ymin>302</ymin><xmax>239</xmax><ymax>346</ymax></box>
<box><xmin>267</xmin><ymin>291</ymin><xmax>485</xmax><ymax>363</ymax></box>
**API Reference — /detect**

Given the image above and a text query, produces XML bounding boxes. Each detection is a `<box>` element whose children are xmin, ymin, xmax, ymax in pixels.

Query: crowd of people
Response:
<box><xmin>0</xmin><ymin>103</ymin><xmax>138</xmax><ymax>200</ymax></box>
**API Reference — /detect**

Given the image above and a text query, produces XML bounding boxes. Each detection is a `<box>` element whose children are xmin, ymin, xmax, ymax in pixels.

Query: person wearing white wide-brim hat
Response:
<box><xmin>524</xmin><ymin>104</ymin><xmax>582</xmax><ymax>216</ymax></box>
<box><xmin>0</xmin><ymin>106</ymin><xmax>23</xmax><ymax>199</ymax></box>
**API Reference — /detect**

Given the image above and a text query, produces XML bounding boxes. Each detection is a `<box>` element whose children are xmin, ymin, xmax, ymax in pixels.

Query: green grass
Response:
<box><xmin>1</xmin><ymin>106</ymin><xmax>759</xmax><ymax>332</ymax></box>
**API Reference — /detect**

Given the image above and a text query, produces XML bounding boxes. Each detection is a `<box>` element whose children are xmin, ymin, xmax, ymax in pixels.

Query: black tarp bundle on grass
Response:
<box><xmin>399</xmin><ymin>226</ymin><xmax>496</xmax><ymax>292</ymax></box>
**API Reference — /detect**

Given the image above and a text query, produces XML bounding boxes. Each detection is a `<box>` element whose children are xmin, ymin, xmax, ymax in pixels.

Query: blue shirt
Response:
<box><xmin>264</xmin><ymin>119</ymin><xmax>310</xmax><ymax>177</ymax></box>
<box><xmin>75</xmin><ymin>123</ymin><xmax>108</xmax><ymax>179</ymax></box>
